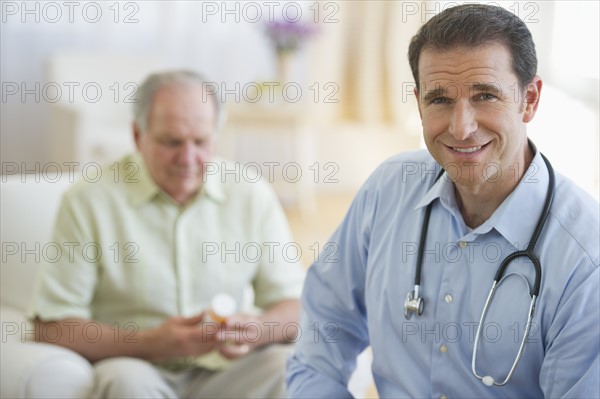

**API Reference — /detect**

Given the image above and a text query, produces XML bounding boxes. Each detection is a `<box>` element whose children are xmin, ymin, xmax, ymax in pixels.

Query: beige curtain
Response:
<box><xmin>309</xmin><ymin>1</ymin><xmax>422</xmax><ymax>128</ymax></box>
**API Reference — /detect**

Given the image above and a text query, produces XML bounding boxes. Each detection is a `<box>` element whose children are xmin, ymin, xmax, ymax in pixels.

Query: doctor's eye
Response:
<box><xmin>474</xmin><ymin>92</ymin><xmax>499</xmax><ymax>102</ymax></box>
<box><xmin>430</xmin><ymin>97</ymin><xmax>451</xmax><ymax>105</ymax></box>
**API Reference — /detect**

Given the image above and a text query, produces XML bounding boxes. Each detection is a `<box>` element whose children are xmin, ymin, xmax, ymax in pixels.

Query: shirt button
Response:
<box><xmin>439</xmin><ymin>344</ymin><xmax>448</xmax><ymax>353</ymax></box>
<box><xmin>444</xmin><ymin>294</ymin><xmax>453</xmax><ymax>303</ymax></box>
<box><xmin>458</xmin><ymin>240</ymin><xmax>468</xmax><ymax>248</ymax></box>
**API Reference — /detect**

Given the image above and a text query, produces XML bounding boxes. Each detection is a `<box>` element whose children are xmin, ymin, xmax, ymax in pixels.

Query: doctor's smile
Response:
<box><xmin>451</xmin><ymin>145</ymin><xmax>485</xmax><ymax>154</ymax></box>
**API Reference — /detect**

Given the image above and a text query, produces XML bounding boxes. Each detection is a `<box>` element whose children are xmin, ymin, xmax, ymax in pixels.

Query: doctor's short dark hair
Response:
<box><xmin>133</xmin><ymin>70</ymin><xmax>224</xmax><ymax>132</ymax></box>
<box><xmin>408</xmin><ymin>4</ymin><xmax>537</xmax><ymax>90</ymax></box>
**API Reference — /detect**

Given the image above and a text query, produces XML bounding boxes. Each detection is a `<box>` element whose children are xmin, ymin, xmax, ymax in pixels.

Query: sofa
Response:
<box><xmin>0</xmin><ymin>173</ymin><xmax>373</xmax><ymax>398</ymax></box>
<box><xmin>0</xmin><ymin>174</ymin><xmax>95</xmax><ymax>398</ymax></box>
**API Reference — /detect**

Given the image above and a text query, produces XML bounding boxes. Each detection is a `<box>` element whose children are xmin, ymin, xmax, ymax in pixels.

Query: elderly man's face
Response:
<box><xmin>416</xmin><ymin>43</ymin><xmax>541</xmax><ymax>189</ymax></box>
<box><xmin>134</xmin><ymin>84</ymin><xmax>216</xmax><ymax>205</ymax></box>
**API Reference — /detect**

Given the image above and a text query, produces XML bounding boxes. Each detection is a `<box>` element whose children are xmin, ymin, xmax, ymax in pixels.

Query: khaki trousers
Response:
<box><xmin>91</xmin><ymin>345</ymin><xmax>292</xmax><ymax>399</ymax></box>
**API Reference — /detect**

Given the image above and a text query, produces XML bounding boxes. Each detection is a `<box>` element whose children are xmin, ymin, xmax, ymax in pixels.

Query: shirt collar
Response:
<box><xmin>201</xmin><ymin>159</ymin><xmax>226</xmax><ymax>203</ymax></box>
<box><xmin>127</xmin><ymin>152</ymin><xmax>159</xmax><ymax>206</ymax></box>
<box><xmin>128</xmin><ymin>153</ymin><xmax>226</xmax><ymax>207</ymax></box>
<box><xmin>414</xmin><ymin>167</ymin><xmax>467</xmax><ymax>230</ymax></box>
<box><xmin>488</xmin><ymin>149</ymin><xmax>551</xmax><ymax>249</ymax></box>
<box><xmin>415</xmin><ymin>167</ymin><xmax>450</xmax><ymax>210</ymax></box>
<box><xmin>414</xmin><ymin>143</ymin><xmax>552</xmax><ymax>249</ymax></box>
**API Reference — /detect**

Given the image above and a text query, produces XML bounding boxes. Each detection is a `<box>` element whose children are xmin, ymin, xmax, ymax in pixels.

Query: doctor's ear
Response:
<box><xmin>522</xmin><ymin>76</ymin><xmax>542</xmax><ymax>123</ymax></box>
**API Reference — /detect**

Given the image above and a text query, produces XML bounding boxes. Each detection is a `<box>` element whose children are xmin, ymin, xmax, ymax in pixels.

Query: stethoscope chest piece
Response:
<box><xmin>404</xmin><ymin>287</ymin><xmax>424</xmax><ymax>319</ymax></box>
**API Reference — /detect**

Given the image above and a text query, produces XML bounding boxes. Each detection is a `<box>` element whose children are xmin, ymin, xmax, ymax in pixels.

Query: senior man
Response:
<box><xmin>30</xmin><ymin>70</ymin><xmax>305</xmax><ymax>398</ymax></box>
<box><xmin>287</xmin><ymin>4</ymin><xmax>599</xmax><ymax>398</ymax></box>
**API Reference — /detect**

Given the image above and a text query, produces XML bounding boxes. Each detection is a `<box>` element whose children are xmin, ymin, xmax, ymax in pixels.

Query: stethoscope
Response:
<box><xmin>403</xmin><ymin>153</ymin><xmax>556</xmax><ymax>387</ymax></box>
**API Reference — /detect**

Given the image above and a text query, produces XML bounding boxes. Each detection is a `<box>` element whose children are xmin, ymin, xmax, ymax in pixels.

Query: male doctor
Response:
<box><xmin>286</xmin><ymin>4</ymin><xmax>599</xmax><ymax>398</ymax></box>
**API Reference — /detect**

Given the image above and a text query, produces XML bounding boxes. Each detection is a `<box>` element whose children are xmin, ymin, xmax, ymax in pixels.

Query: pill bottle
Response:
<box><xmin>206</xmin><ymin>293</ymin><xmax>237</xmax><ymax>324</ymax></box>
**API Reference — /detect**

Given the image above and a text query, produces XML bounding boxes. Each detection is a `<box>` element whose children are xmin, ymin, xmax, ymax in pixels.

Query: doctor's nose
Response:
<box><xmin>448</xmin><ymin>101</ymin><xmax>478</xmax><ymax>140</ymax></box>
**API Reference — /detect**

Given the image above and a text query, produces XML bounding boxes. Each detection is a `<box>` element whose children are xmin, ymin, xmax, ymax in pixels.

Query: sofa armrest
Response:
<box><xmin>1</xmin><ymin>341</ymin><xmax>94</xmax><ymax>398</ymax></box>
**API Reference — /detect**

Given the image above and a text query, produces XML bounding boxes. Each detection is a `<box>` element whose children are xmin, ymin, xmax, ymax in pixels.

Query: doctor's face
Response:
<box><xmin>134</xmin><ymin>84</ymin><xmax>216</xmax><ymax>205</ymax></box>
<box><xmin>415</xmin><ymin>43</ymin><xmax>541</xmax><ymax>189</ymax></box>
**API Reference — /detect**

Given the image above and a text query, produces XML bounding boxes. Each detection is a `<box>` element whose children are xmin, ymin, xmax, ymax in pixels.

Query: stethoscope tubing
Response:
<box><xmin>405</xmin><ymin>152</ymin><xmax>556</xmax><ymax>387</ymax></box>
<box><xmin>492</xmin><ymin>153</ymin><xmax>555</xmax><ymax>297</ymax></box>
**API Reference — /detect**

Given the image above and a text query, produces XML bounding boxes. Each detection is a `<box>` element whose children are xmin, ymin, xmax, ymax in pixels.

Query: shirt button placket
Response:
<box><xmin>433</xmin><ymin>240</ymin><xmax>460</xmax><ymax>399</ymax></box>
<box><xmin>434</xmin><ymin>343</ymin><xmax>449</xmax><ymax>399</ymax></box>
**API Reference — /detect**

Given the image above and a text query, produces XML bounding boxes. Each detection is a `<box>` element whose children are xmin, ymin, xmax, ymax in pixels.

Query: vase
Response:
<box><xmin>276</xmin><ymin>51</ymin><xmax>293</xmax><ymax>83</ymax></box>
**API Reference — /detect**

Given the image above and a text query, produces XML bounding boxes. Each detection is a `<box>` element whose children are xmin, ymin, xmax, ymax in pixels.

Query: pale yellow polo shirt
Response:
<box><xmin>29</xmin><ymin>153</ymin><xmax>305</xmax><ymax>369</ymax></box>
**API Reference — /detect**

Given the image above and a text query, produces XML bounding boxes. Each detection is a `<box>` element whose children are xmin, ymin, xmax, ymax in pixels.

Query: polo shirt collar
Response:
<box><xmin>201</xmin><ymin>160</ymin><xmax>226</xmax><ymax>203</ymax></box>
<box><xmin>128</xmin><ymin>153</ymin><xmax>226</xmax><ymax>207</ymax></box>
<box><xmin>127</xmin><ymin>152</ymin><xmax>159</xmax><ymax>206</ymax></box>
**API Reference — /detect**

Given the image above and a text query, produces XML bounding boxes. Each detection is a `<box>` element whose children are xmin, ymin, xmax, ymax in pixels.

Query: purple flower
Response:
<box><xmin>264</xmin><ymin>20</ymin><xmax>319</xmax><ymax>53</ymax></box>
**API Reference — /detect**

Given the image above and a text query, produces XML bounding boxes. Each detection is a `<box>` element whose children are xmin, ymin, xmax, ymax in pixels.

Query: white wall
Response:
<box><xmin>1</xmin><ymin>1</ymin><xmax>278</xmax><ymax>165</ymax></box>
<box><xmin>1</xmin><ymin>1</ymin><xmax>598</xmax><ymax>198</ymax></box>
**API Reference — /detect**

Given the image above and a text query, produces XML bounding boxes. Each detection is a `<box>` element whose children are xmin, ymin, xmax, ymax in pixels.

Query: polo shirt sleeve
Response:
<box><xmin>28</xmin><ymin>187</ymin><xmax>98</xmax><ymax>322</ymax></box>
<box><xmin>250</xmin><ymin>180</ymin><xmax>305</xmax><ymax>309</ymax></box>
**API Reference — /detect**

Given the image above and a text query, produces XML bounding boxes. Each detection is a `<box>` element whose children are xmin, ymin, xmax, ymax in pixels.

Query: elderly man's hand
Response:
<box><xmin>214</xmin><ymin>300</ymin><xmax>300</xmax><ymax>360</ymax></box>
<box><xmin>143</xmin><ymin>313</ymin><xmax>220</xmax><ymax>361</ymax></box>
<box><xmin>215</xmin><ymin>313</ymin><xmax>264</xmax><ymax>360</ymax></box>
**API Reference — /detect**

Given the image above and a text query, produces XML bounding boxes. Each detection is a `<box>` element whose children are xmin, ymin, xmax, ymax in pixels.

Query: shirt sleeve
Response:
<box><xmin>286</xmin><ymin>184</ymin><xmax>373</xmax><ymax>398</ymax></box>
<box><xmin>250</xmin><ymin>180</ymin><xmax>305</xmax><ymax>309</ymax></box>
<box><xmin>539</xmin><ymin>265</ymin><xmax>600</xmax><ymax>398</ymax></box>
<box><xmin>27</xmin><ymin>188</ymin><xmax>97</xmax><ymax>321</ymax></box>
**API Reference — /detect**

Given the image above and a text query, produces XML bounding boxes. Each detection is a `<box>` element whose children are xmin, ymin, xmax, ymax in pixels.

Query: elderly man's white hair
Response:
<box><xmin>133</xmin><ymin>70</ymin><xmax>224</xmax><ymax>132</ymax></box>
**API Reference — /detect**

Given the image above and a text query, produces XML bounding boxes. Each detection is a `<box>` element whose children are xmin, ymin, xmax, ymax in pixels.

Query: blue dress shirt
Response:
<box><xmin>287</xmin><ymin>149</ymin><xmax>599</xmax><ymax>398</ymax></box>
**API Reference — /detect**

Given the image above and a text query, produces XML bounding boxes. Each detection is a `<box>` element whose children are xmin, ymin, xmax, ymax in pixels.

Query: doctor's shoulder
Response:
<box><xmin>547</xmin><ymin>172</ymin><xmax>599</xmax><ymax>268</ymax></box>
